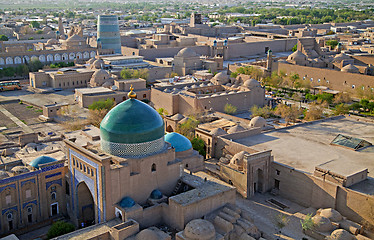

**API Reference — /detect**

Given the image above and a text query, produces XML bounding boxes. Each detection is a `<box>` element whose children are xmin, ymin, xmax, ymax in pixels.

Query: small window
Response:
<box><xmin>26</xmin><ymin>189</ymin><xmax>31</xmax><ymax>199</ymax></box>
<box><xmin>91</xmin><ymin>170</ymin><xmax>94</xmax><ymax>177</ymax></box>
<box><xmin>151</xmin><ymin>163</ymin><xmax>156</xmax><ymax>172</ymax></box>
<box><xmin>51</xmin><ymin>186</ymin><xmax>56</xmax><ymax>191</ymax></box>
<box><xmin>84</xmin><ymin>165</ymin><xmax>86</xmax><ymax>172</ymax></box>
<box><xmin>66</xmin><ymin>181</ymin><xmax>70</xmax><ymax>195</ymax></box>
<box><xmin>7</xmin><ymin>212</ymin><xmax>13</xmax><ymax>221</ymax></box>
<box><xmin>51</xmin><ymin>192</ymin><xmax>56</xmax><ymax>200</ymax></box>
<box><xmin>6</xmin><ymin>195</ymin><xmax>11</xmax><ymax>205</ymax></box>
<box><xmin>143</xmin><ymin>94</ymin><xmax>146</xmax><ymax>98</ymax></box>
<box><xmin>27</xmin><ymin>206</ymin><xmax>32</xmax><ymax>213</ymax></box>
<box><xmin>352</xmin><ymin>85</ymin><xmax>355</xmax><ymax>89</ymax></box>
<box><xmin>276</xmin><ymin>169</ymin><xmax>280</xmax><ymax>175</ymax></box>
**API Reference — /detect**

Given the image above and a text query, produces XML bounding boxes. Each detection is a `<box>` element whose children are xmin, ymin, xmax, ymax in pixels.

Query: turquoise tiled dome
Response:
<box><xmin>29</xmin><ymin>156</ymin><xmax>57</xmax><ymax>168</ymax></box>
<box><xmin>165</xmin><ymin>132</ymin><xmax>192</xmax><ymax>152</ymax></box>
<box><xmin>150</xmin><ymin>189</ymin><xmax>162</xmax><ymax>199</ymax></box>
<box><xmin>100</xmin><ymin>99</ymin><xmax>165</xmax><ymax>158</ymax></box>
<box><xmin>119</xmin><ymin>196</ymin><xmax>135</xmax><ymax>208</ymax></box>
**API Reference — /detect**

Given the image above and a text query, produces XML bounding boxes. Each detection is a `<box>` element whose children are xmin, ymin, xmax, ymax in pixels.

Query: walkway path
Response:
<box><xmin>0</xmin><ymin>105</ymin><xmax>33</xmax><ymax>133</ymax></box>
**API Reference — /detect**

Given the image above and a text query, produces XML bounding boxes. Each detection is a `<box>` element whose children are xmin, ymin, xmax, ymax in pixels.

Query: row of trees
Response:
<box><xmin>120</xmin><ymin>68</ymin><xmax>149</xmax><ymax>80</ymax></box>
<box><xmin>0</xmin><ymin>58</ymin><xmax>44</xmax><ymax>78</ymax></box>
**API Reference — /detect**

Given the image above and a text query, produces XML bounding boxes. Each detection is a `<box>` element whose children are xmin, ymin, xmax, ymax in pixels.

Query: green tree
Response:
<box><xmin>334</xmin><ymin>103</ymin><xmax>350</xmax><ymax>115</ymax></box>
<box><xmin>176</xmin><ymin>117</ymin><xmax>200</xmax><ymax>139</ymax></box>
<box><xmin>157</xmin><ymin>108</ymin><xmax>169</xmax><ymax>117</ymax></box>
<box><xmin>35</xmin><ymin>30</ymin><xmax>43</xmax><ymax>34</ymax></box>
<box><xmin>0</xmin><ymin>34</ymin><xmax>9</xmax><ymax>41</ymax></box>
<box><xmin>325</xmin><ymin>40</ymin><xmax>339</xmax><ymax>49</ymax></box>
<box><xmin>88</xmin><ymin>98</ymin><xmax>115</xmax><ymax>111</ymax></box>
<box><xmin>292</xmin><ymin>44</ymin><xmax>297</xmax><ymax>52</ymax></box>
<box><xmin>250</xmin><ymin>105</ymin><xmax>272</xmax><ymax>118</ymax></box>
<box><xmin>275</xmin><ymin>104</ymin><xmax>301</xmax><ymax>124</ymax></box>
<box><xmin>28</xmin><ymin>58</ymin><xmax>43</xmax><ymax>72</ymax></box>
<box><xmin>224</xmin><ymin>103</ymin><xmax>237</xmax><ymax>115</ymax></box>
<box><xmin>30</xmin><ymin>21</ymin><xmax>40</xmax><ymax>28</ymax></box>
<box><xmin>304</xmin><ymin>103</ymin><xmax>324</xmax><ymax>121</ymax></box>
<box><xmin>121</xmin><ymin>68</ymin><xmax>133</xmax><ymax>79</ymax></box>
<box><xmin>301</xmin><ymin>214</ymin><xmax>315</xmax><ymax>231</ymax></box>
<box><xmin>47</xmin><ymin>221</ymin><xmax>75</xmax><ymax>239</ymax></box>
<box><xmin>191</xmin><ymin>137</ymin><xmax>206</xmax><ymax>157</ymax></box>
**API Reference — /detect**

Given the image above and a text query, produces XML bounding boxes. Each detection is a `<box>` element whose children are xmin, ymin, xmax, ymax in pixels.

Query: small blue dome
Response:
<box><xmin>29</xmin><ymin>156</ymin><xmax>57</xmax><ymax>169</ymax></box>
<box><xmin>119</xmin><ymin>197</ymin><xmax>135</xmax><ymax>208</ymax></box>
<box><xmin>150</xmin><ymin>189</ymin><xmax>162</xmax><ymax>199</ymax></box>
<box><xmin>164</xmin><ymin>132</ymin><xmax>192</xmax><ymax>152</ymax></box>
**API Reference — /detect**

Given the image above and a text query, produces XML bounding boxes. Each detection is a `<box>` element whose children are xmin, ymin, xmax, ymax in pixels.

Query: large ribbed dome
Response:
<box><xmin>100</xmin><ymin>99</ymin><xmax>165</xmax><ymax>158</ymax></box>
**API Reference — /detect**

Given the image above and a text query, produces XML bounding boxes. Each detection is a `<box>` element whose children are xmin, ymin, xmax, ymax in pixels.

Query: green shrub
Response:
<box><xmin>191</xmin><ymin>137</ymin><xmax>206</xmax><ymax>157</ymax></box>
<box><xmin>47</xmin><ymin>221</ymin><xmax>75</xmax><ymax>239</ymax></box>
<box><xmin>88</xmin><ymin>98</ymin><xmax>115</xmax><ymax>111</ymax></box>
<box><xmin>224</xmin><ymin>103</ymin><xmax>237</xmax><ymax>115</ymax></box>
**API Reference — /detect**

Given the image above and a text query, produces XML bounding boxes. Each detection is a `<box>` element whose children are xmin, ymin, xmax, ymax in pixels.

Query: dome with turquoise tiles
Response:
<box><xmin>164</xmin><ymin>132</ymin><xmax>192</xmax><ymax>152</ymax></box>
<box><xmin>119</xmin><ymin>196</ymin><xmax>135</xmax><ymax>208</ymax></box>
<box><xmin>100</xmin><ymin>93</ymin><xmax>165</xmax><ymax>158</ymax></box>
<box><xmin>29</xmin><ymin>156</ymin><xmax>57</xmax><ymax>169</ymax></box>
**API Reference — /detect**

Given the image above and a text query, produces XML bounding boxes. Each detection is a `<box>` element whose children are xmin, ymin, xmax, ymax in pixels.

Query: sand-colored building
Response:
<box><xmin>151</xmin><ymin>72</ymin><xmax>265</xmax><ymax>116</ymax></box>
<box><xmin>64</xmin><ymin>89</ymin><xmax>235</xmax><ymax>231</ymax></box>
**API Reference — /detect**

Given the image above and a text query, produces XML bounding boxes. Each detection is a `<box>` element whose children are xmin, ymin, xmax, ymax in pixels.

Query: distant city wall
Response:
<box><xmin>276</xmin><ymin>62</ymin><xmax>374</xmax><ymax>92</ymax></box>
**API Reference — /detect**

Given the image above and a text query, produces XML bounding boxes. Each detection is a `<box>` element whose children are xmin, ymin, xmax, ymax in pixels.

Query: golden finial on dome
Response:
<box><xmin>128</xmin><ymin>85</ymin><xmax>137</xmax><ymax>99</ymax></box>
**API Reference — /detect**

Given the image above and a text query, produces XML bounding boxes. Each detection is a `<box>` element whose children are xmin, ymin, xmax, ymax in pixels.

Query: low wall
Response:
<box><xmin>271</xmin><ymin>162</ymin><xmax>374</xmax><ymax>226</ymax></box>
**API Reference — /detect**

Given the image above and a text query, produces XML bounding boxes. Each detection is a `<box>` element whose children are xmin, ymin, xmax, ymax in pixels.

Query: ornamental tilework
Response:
<box><xmin>41</xmin><ymin>163</ymin><xmax>64</xmax><ymax>172</ymax></box>
<box><xmin>46</xmin><ymin>179</ymin><xmax>62</xmax><ymax>190</ymax></box>
<box><xmin>2</xmin><ymin>206</ymin><xmax>17</xmax><ymax>215</ymax></box>
<box><xmin>101</xmin><ymin>137</ymin><xmax>166</xmax><ymax>158</ymax></box>
<box><xmin>69</xmin><ymin>149</ymin><xmax>102</xmax><ymax>222</ymax></box>
<box><xmin>0</xmin><ymin>183</ymin><xmax>16</xmax><ymax>193</ymax></box>
<box><xmin>22</xmin><ymin>200</ymin><xmax>37</xmax><ymax>209</ymax></box>
<box><xmin>45</xmin><ymin>172</ymin><xmax>62</xmax><ymax>179</ymax></box>
<box><xmin>21</xmin><ymin>178</ymin><xmax>36</xmax><ymax>187</ymax></box>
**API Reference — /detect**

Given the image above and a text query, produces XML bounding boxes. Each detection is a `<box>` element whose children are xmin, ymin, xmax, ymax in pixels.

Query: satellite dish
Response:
<box><xmin>111</xmin><ymin>85</ymin><xmax>118</xmax><ymax>91</ymax></box>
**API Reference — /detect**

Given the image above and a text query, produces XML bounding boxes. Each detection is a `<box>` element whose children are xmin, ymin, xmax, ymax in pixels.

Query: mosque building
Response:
<box><xmin>64</xmin><ymin>87</ymin><xmax>234</xmax><ymax>230</ymax></box>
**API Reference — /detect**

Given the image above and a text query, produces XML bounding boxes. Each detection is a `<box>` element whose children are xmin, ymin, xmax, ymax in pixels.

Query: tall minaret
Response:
<box><xmin>266</xmin><ymin>49</ymin><xmax>273</xmax><ymax>72</ymax></box>
<box><xmin>58</xmin><ymin>17</ymin><xmax>65</xmax><ymax>39</ymax></box>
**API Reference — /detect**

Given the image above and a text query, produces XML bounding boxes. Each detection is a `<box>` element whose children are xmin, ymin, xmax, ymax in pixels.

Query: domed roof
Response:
<box><xmin>29</xmin><ymin>156</ymin><xmax>57</xmax><ymax>169</ymax></box>
<box><xmin>100</xmin><ymin>99</ymin><xmax>165</xmax><ymax>157</ymax></box>
<box><xmin>93</xmin><ymin>69</ymin><xmax>110</xmax><ymax>79</ymax></box>
<box><xmin>227</xmin><ymin>125</ymin><xmax>245</xmax><ymax>134</ymax></box>
<box><xmin>333</xmin><ymin>53</ymin><xmax>350</xmax><ymax>62</ymax></box>
<box><xmin>171</xmin><ymin>113</ymin><xmax>184</xmax><ymax>121</ymax></box>
<box><xmin>0</xmin><ymin>170</ymin><xmax>10</xmax><ymax>180</ymax></box>
<box><xmin>177</xmin><ymin>48</ymin><xmax>198</xmax><ymax>58</ymax></box>
<box><xmin>230</xmin><ymin>151</ymin><xmax>248</xmax><ymax>166</ymax></box>
<box><xmin>91</xmin><ymin>59</ymin><xmax>104</xmax><ymax>69</ymax></box>
<box><xmin>341</xmin><ymin>64</ymin><xmax>359</xmax><ymax>73</ymax></box>
<box><xmin>211</xmin><ymin>72</ymin><xmax>229</xmax><ymax>85</ymax></box>
<box><xmin>11</xmin><ymin>166</ymin><xmax>29</xmax><ymax>174</ymax></box>
<box><xmin>119</xmin><ymin>196</ymin><xmax>135</xmax><ymax>208</ymax></box>
<box><xmin>287</xmin><ymin>50</ymin><xmax>307</xmax><ymax>61</ymax></box>
<box><xmin>250</xmin><ymin>116</ymin><xmax>266</xmax><ymax>128</ymax></box>
<box><xmin>46</xmin><ymin>39</ymin><xmax>58</xmax><ymax>45</ymax></box>
<box><xmin>150</xmin><ymin>189</ymin><xmax>163</xmax><ymax>199</ymax></box>
<box><xmin>165</xmin><ymin>132</ymin><xmax>192</xmax><ymax>152</ymax></box>
<box><xmin>210</xmin><ymin>128</ymin><xmax>227</xmax><ymax>136</ymax></box>
<box><xmin>90</xmin><ymin>69</ymin><xmax>110</xmax><ymax>87</ymax></box>
<box><xmin>66</xmin><ymin>34</ymin><xmax>84</xmax><ymax>42</ymax></box>
<box><xmin>330</xmin><ymin>229</ymin><xmax>355</xmax><ymax>240</ymax></box>
<box><xmin>320</xmin><ymin>208</ymin><xmax>342</xmax><ymax>222</ymax></box>
<box><xmin>312</xmin><ymin>215</ymin><xmax>334</xmax><ymax>232</ymax></box>
<box><xmin>136</xmin><ymin>229</ymin><xmax>160</xmax><ymax>240</ymax></box>
<box><xmin>243</xmin><ymin>79</ymin><xmax>261</xmax><ymax>89</ymax></box>
<box><xmin>184</xmin><ymin>219</ymin><xmax>216</xmax><ymax>240</ymax></box>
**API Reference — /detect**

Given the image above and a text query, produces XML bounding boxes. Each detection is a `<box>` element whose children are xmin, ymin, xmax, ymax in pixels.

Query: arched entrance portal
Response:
<box><xmin>166</xmin><ymin>125</ymin><xmax>174</xmax><ymax>132</ymax></box>
<box><xmin>77</xmin><ymin>182</ymin><xmax>95</xmax><ymax>227</ymax></box>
